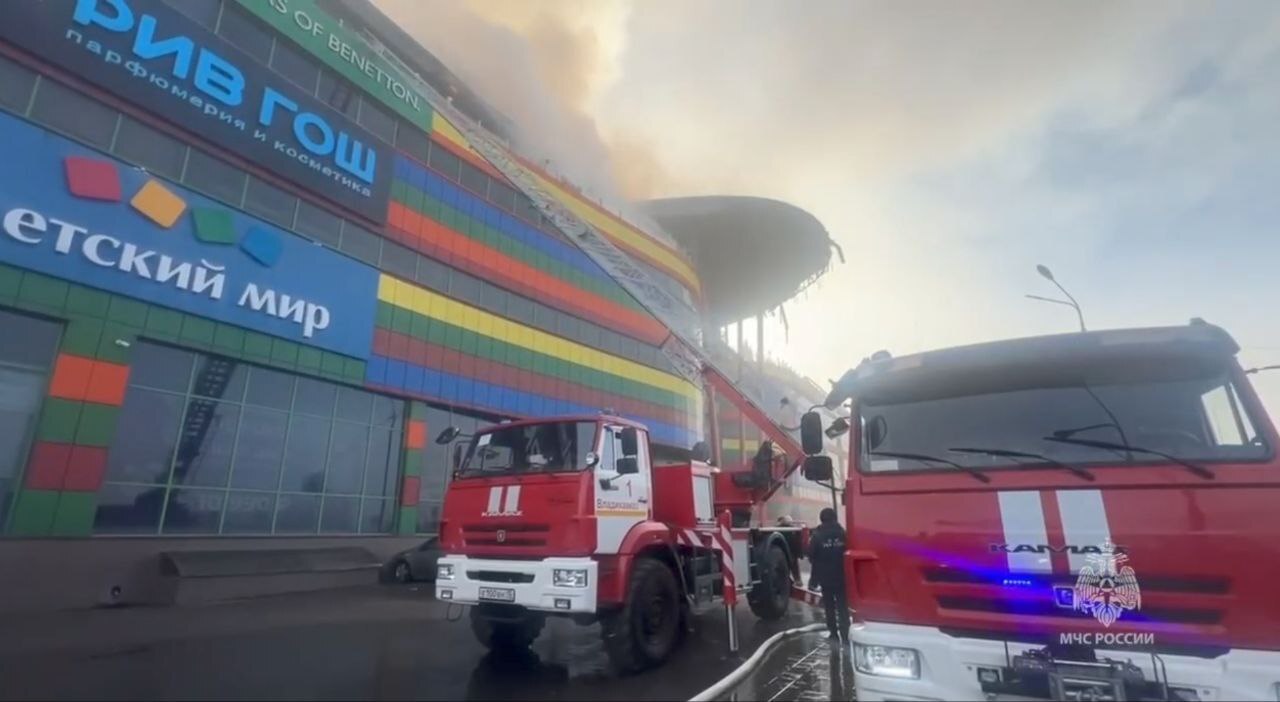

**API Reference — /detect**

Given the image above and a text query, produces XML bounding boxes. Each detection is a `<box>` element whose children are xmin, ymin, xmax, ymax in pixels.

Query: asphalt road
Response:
<box><xmin>725</xmin><ymin>633</ymin><xmax>856</xmax><ymax>701</ymax></box>
<box><xmin>0</xmin><ymin>585</ymin><xmax>822</xmax><ymax>701</ymax></box>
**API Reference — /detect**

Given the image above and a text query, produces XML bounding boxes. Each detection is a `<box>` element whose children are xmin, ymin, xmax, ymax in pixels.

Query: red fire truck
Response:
<box><xmin>432</xmin><ymin>370</ymin><xmax>813</xmax><ymax>672</ymax></box>
<box><xmin>800</xmin><ymin>321</ymin><xmax>1280</xmax><ymax>700</ymax></box>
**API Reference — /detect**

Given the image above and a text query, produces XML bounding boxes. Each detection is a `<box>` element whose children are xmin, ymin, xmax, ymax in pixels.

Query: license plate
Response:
<box><xmin>478</xmin><ymin>587</ymin><xmax>515</xmax><ymax>602</ymax></box>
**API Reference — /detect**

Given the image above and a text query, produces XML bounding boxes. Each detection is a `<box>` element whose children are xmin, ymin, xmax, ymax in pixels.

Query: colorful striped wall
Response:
<box><xmin>522</xmin><ymin>162</ymin><xmax>701</xmax><ymax>296</ymax></box>
<box><xmin>396</xmin><ymin>401</ymin><xmax>429</xmax><ymax>535</ymax></box>
<box><xmin>368</xmin><ymin>275</ymin><xmax>702</xmax><ymax>448</ymax></box>
<box><xmin>386</xmin><ymin>154</ymin><xmax>668</xmax><ymax>345</ymax></box>
<box><xmin>426</xmin><ymin>112</ymin><xmax>702</xmax><ymax>310</ymax></box>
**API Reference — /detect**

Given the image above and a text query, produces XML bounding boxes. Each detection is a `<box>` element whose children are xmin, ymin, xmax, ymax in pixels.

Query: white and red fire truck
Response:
<box><xmin>433</xmin><ymin>369</ymin><xmax>814</xmax><ymax>672</ymax></box>
<box><xmin>801</xmin><ymin>321</ymin><xmax>1280</xmax><ymax>700</ymax></box>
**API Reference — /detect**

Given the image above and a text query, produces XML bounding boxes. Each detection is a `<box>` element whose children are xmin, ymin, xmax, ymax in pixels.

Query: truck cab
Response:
<box><xmin>434</xmin><ymin>416</ymin><xmax>654</xmax><ymax>617</ymax></box>
<box><xmin>804</xmin><ymin>322</ymin><xmax>1280</xmax><ymax>701</ymax></box>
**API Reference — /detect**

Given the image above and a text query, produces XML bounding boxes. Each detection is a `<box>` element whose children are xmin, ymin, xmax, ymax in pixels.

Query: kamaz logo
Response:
<box><xmin>989</xmin><ymin>543</ymin><xmax>1128</xmax><ymax>555</ymax></box>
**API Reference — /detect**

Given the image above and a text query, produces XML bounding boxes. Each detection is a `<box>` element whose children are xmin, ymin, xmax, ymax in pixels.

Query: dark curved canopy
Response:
<box><xmin>640</xmin><ymin>196</ymin><xmax>834</xmax><ymax>325</ymax></box>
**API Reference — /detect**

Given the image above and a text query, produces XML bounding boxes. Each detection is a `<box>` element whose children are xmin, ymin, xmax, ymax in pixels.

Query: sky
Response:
<box><xmin>373</xmin><ymin>0</ymin><xmax>1280</xmax><ymax>418</ymax></box>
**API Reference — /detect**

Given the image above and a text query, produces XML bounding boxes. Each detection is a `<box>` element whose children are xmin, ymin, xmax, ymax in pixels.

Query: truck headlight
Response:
<box><xmin>854</xmin><ymin>644</ymin><xmax>920</xmax><ymax>679</ymax></box>
<box><xmin>553</xmin><ymin>568</ymin><xmax>588</xmax><ymax>588</ymax></box>
<box><xmin>437</xmin><ymin>564</ymin><xmax>455</xmax><ymax>580</ymax></box>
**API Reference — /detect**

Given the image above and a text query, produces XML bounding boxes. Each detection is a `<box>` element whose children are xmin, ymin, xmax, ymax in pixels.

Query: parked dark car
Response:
<box><xmin>381</xmin><ymin>537</ymin><xmax>442</xmax><ymax>583</ymax></box>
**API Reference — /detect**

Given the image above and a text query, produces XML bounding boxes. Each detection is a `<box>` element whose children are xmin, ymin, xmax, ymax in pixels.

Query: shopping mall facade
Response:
<box><xmin>0</xmin><ymin>0</ymin><xmax>835</xmax><ymax>611</ymax></box>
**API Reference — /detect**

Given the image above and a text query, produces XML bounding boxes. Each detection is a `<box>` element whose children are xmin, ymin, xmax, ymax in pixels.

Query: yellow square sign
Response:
<box><xmin>130</xmin><ymin>180</ymin><xmax>187</xmax><ymax>228</ymax></box>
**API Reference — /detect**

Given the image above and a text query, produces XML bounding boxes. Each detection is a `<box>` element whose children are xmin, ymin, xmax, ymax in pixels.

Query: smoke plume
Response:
<box><xmin>370</xmin><ymin>0</ymin><xmax>680</xmax><ymax>203</ymax></box>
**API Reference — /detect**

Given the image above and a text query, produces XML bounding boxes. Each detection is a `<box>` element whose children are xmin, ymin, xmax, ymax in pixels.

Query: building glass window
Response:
<box><xmin>318</xmin><ymin>71</ymin><xmax>360</xmax><ymax>120</ymax></box>
<box><xmin>294</xmin><ymin>200</ymin><xmax>343</xmax><ymax>248</ymax></box>
<box><xmin>113</xmin><ymin>116</ymin><xmax>186</xmax><ymax>181</ymax></box>
<box><xmin>244</xmin><ymin>176</ymin><xmax>298</xmax><ymax>229</ymax></box>
<box><xmin>357</xmin><ymin>99</ymin><xmax>397</xmax><ymax>144</ymax></box>
<box><xmin>488</xmin><ymin>181</ymin><xmax>517</xmax><ymax>213</ymax></box>
<box><xmin>94</xmin><ymin>342</ymin><xmax>403</xmax><ymax>536</ymax></box>
<box><xmin>480</xmin><ymin>281</ymin><xmax>507</xmax><ymax>317</ymax></box>
<box><xmin>415</xmin><ymin>255</ymin><xmax>450</xmax><ymax>291</ymax></box>
<box><xmin>0</xmin><ymin>310</ymin><xmax>61</xmax><ymax>532</ymax></box>
<box><xmin>270</xmin><ymin>39</ymin><xmax>320</xmax><ymax>93</ymax></box>
<box><xmin>395</xmin><ymin>121</ymin><xmax>431</xmax><ymax>163</ymax></box>
<box><xmin>515</xmin><ymin>196</ymin><xmax>540</xmax><ymax>226</ymax></box>
<box><xmin>0</xmin><ymin>54</ymin><xmax>37</xmax><ymax>115</ymax></box>
<box><xmin>458</xmin><ymin>161</ymin><xmax>488</xmax><ymax>196</ymax></box>
<box><xmin>163</xmin><ymin>0</ymin><xmax>221</xmax><ymax>30</ymax></box>
<box><xmin>216</xmin><ymin>4</ymin><xmax>274</xmax><ymax>64</ymax></box>
<box><xmin>427</xmin><ymin>142</ymin><xmax>460</xmax><ymax>181</ymax></box>
<box><xmin>29</xmin><ymin>79</ymin><xmax>118</xmax><ymax>150</ymax></box>
<box><xmin>507</xmin><ymin>295</ymin><xmax>534</xmax><ymax>325</ymax></box>
<box><xmin>338</xmin><ymin>223</ymin><xmax>381</xmax><ymax>265</ymax></box>
<box><xmin>449</xmin><ymin>270</ymin><xmax>481</xmax><ymax>305</ymax></box>
<box><xmin>380</xmin><ymin>240</ymin><xmax>418</xmax><ymax>281</ymax></box>
<box><xmin>183</xmin><ymin>148</ymin><xmax>247</xmax><ymax>207</ymax></box>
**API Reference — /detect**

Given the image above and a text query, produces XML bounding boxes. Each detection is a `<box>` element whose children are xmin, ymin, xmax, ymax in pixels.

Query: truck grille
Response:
<box><xmin>468</xmin><ymin>570</ymin><xmax>536</xmax><ymax>584</ymax></box>
<box><xmin>462</xmin><ymin>523</ymin><xmax>550</xmax><ymax>548</ymax></box>
<box><xmin>933</xmin><ymin>596</ymin><xmax>1222</xmax><ymax>624</ymax></box>
<box><xmin>922</xmin><ymin>567</ymin><xmax>1228</xmax><ymax>626</ymax></box>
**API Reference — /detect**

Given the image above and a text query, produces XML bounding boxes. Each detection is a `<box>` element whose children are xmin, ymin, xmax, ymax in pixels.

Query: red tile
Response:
<box><xmin>48</xmin><ymin>354</ymin><xmax>95</xmax><ymax>401</ymax></box>
<box><xmin>372</xmin><ymin>328</ymin><xmax>391</xmax><ymax>356</ymax></box>
<box><xmin>388</xmin><ymin>331</ymin><xmax>410</xmax><ymax>359</ymax></box>
<box><xmin>62</xmin><ymin>445</ymin><xmax>108</xmax><ymax>491</ymax></box>
<box><xmin>64</xmin><ymin>156</ymin><xmax>122</xmax><ymax>202</ymax></box>
<box><xmin>457</xmin><ymin>355</ymin><xmax>476</xmax><ymax>378</ymax></box>
<box><xmin>401</xmin><ymin>476</ymin><xmax>421</xmax><ymax>506</ymax></box>
<box><xmin>84</xmin><ymin>361</ymin><xmax>130</xmax><ymax>406</ymax></box>
<box><xmin>24</xmin><ymin>442</ymin><xmax>72</xmax><ymax>490</ymax></box>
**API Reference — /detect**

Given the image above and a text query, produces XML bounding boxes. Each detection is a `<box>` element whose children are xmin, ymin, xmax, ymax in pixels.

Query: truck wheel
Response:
<box><xmin>469</xmin><ymin>607</ymin><xmax>545</xmax><ymax>650</ymax></box>
<box><xmin>748</xmin><ymin>543</ymin><xmax>791</xmax><ymax>621</ymax></box>
<box><xmin>601</xmin><ymin>558</ymin><xmax>682</xmax><ymax>673</ymax></box>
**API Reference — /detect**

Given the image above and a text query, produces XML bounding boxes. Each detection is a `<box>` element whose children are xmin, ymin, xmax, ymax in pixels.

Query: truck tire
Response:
<box><xmin>469</xmin><ymin>607</ymin><xmax>545</xmax><ymax>650</ymax></box>
<box><xmin>747</xmin><ymin>543</ymin><xmax>791</xmax><ymax>621</ymax></box>
<box><xmin>601</xmin><ymin>557</ymin><xmax>682</xmax><ymax>673</ymax></box>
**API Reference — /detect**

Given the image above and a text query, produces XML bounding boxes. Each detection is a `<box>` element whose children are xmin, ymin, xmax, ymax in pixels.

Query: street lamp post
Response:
<box><xmin>1026</xmin><ymin>264</ymin><xmax>1086</xmax><ymax>332</ymax></box>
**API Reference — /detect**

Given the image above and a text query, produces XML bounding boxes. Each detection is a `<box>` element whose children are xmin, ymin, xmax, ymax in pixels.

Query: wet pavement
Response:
<box><xmin>724</xmin><ymin>633</ymin><xmax>856</xmax><ymax>702</ymax></box>
<box><xmin>0</xmin><ymin>585</ymin><xmax>822</xmax><ymax>701</ymax></box>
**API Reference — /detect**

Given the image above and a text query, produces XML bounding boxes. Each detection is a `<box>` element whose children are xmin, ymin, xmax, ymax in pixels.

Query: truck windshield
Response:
<box><xmin>457</xmin><ymin>421</ymin><xmax>597</xmax><ymax>478</ymax></box>
<box><xmin>859</xmin><ymin>363</ymin><xmax>1268</xmax><ymax>475</ymax></box>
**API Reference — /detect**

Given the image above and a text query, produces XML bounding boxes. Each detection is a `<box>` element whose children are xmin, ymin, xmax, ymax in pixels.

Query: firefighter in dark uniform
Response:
<box><xmin>808</xmin><ymin>507</ymin><xmax>850</xmax><ymax>640</ymax></box>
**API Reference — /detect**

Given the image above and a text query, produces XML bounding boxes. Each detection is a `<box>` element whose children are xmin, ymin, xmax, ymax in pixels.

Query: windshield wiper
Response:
<box><xmin>949</xmin><ymin>447</ymin><xmax>1095</xmax><ymax>481</ymax></box>
<box><xmin>869</xmin><ymin>450</ymin><xmax>990</xmax><ymax>483</ymax></box>
<box><xmin>1042</xmin><ymin>436</ymin><xmax>1214</xmax><ymax>479</ymax></box>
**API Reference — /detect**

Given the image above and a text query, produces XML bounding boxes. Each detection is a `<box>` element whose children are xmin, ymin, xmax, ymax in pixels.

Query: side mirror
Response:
<box><xmin>619</xmin><ymin>427</ymin><xmax>639</xmax><ymax>457</ymax></box>
<box><xmin>435</xmin><ymin>426</ymin><xmax>461</xmax><ymax>445</ymax></box>
<box><xmin>615</xmin><ymin>456</ymin><xmax>640</xmax><ymax>475</ymax></box>
<box><xmin>865</xmin><ymin>415</ymin><xmax>888</xmax><ymax>450</ymax></box>
<box><xmin>451</xmin><ymin>443</ymin><xmax>465</xmax><ymax>470</ymax></box>
<box><xmin>800</xmin><ymin>411</ymin><xmax>824</xmax><ymax>455</ymax></box>
<box><xmin>802</xmin><ymin>455</ymin><xmax>834</xmax><ymax>482</ymax></box>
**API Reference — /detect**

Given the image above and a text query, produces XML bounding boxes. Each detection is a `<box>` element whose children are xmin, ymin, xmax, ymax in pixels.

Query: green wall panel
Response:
<box><xmin>9</xmin><ymin>489</ymin><xmax>59</xmax><ymax>536</ymax></box>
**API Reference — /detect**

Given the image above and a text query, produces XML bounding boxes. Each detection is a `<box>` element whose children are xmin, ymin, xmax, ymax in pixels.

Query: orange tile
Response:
<box><xmin>48</xmin><ymin>354</ymin><xmax>95</xmax><ymax>401</ymax></box>
<box><xmin>130</xmin><ymin>180</ymin><xmax>187</xmax><ymax>228</ymax></box>
<box><xmin>406</xmin><ymin>419</ymin><xmax>426</xmax><ymax>450</ymax></box>
<box><xmin>84</xmin><ymin>360</ymin><xmax>130</xmax><ymax>406</ymax></box>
